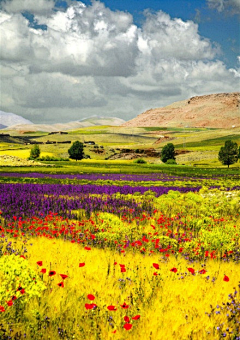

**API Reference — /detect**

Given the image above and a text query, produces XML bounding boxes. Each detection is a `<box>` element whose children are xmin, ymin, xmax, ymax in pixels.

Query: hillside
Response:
<box><xmin>6</xmin><ymin>117</ymin><xmax>126</xmax><ymax>132</ymax></box>
<box><xmin>0</xmin><ymin>110</ymin><xmax>33</xmax><ymax>128</ymax></box>
<box><xmin>123</xmin><ymin>92</ymin><xmax>240</xmax><ymax>128</ymax></box>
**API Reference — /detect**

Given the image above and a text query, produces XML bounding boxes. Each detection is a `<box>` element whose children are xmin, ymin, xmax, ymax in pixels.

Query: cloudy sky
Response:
<box><xmin>0</xmin><ymin>0</ymin><xmax>239</xmax><ymax>123</ymax></box>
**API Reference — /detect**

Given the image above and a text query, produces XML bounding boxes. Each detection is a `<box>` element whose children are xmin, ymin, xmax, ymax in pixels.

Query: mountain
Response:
<box><xmin>0</xmin><ymin>110</ymin><xmax>33</xmax><ymax>128</ymax></box>
<box><xmin>122</xmin><ymin>92</ymin><xmax>240</xmax><ymax>129</ymax></box>
<box><xmin>5</xmin><ymin>116</ymin><xmax>126</xmax><ymax>132</ymax></box>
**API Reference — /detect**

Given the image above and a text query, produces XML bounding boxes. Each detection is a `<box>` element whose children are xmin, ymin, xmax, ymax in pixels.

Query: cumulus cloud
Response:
<box><xmin>0</xmin><ymin>1</ymin><xmax>239</xmax><ymax>123</ymax></box>
<box><xmin>207</xmin><ymin>0</ymin><xmax>240</xmax><ymax>14</ymax></box>
<box><xmin>1</xmin><ymin>0</ymin><xmax>55</xmax><ymax>15</ymax></box>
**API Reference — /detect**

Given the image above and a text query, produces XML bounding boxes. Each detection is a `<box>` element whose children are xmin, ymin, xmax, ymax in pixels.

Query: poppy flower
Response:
<box><xmin>124</xmin><ymin>316</ymin><xmax>130</xmax><ymax>322</ymax></box>
<box><xmin>60</xmin><ymin>274</ymin><xmax>68</xmax><ymax>280</ymax></box>
<box><xmin>20</xmin><ymin>289</ymin><xmax>25</xmax><ymax>294</ymax></box>
<box><xmin>153</xmin><ymin>272</ymin><xmax>158</xmax><ymax>276</ymax></box>
<box><xmin>41</xmin><ymin>268</ymin><xmax>46</xmax><ymax>274</ymax></box>
<box><xmin>124</xmin><ymin>323</ymin><xmax>132</xmax><ymax>330</ymax></box>
<box><xmin>20</xmin><ymin>255</ymin><xmax>26</xmax><ymax>259</ymax></box>
<box><xmin>49</xmin><ymin>271</ymin><xmax>56</xmax><ymax>276</ymax></box>
<box><xmin>0</xmin><ymin>306</ymin><xmax>5</xmax><ymax>312</ymax></box>
<box><xmin>87</xmin><ymin>294</ymin><xmax>95</xmax><ymax>301</ymax></box>
<box><xmin>132</xmin><ymin>315</ymin><xmax>140</xmax><ymax>320</ymax></box>
<box><xmin>58</xmin><ymin>282</ymin><xmax>64</xmax><ymax>287</ymax></box>
<box><xmin>153</xmin><ymin>263</ymin><xmax>159</xmax><ymax>269</ymax></box>
<box><xmin>37</xmin><ymin>261</ymin><xmax>42</xmax><ymax>266</ymax></box>
<box><xmin>12</xmin><ymin>296</ymin><xmax>17</xmax><ymax>300</ymax></box>
<box><xmin>223</xmin><ymin>275</ymin><xmax>229</xmax><ymax>282</ymax></box>
<box><xmin>7</xmin><ymin>300</ymin><xmax>13</xmax><ymax>306</ymax></box>
<box><xmin>112</xmin><ymin>330</ymin><xmax>117</xmax><ymax>334</ymax></box>
<box><xmin>114</xmin><ymin>262</ymin><xmax>117</xmax><ymax>265</ymax></box>
<box><xmin>79</xmin><ymin>263</ymin><xmax>85</xmax><ymax>267</ymax></box>
<box><xmin>170</xmin><ymin>268</ymin><xmax>177</xmax><ymax>273</ymax></box>
<box><xmin>85</xmin><ymin>303</ymin><xmax>97</xmax><ymax>310</ymax></box>
<box><xmin>107</xmin><ymin>305</ymin><xmax>117</xmax><ymax>311</ymax></box>
<box><xmin>121</xmin><ymin>267</ymin><xmax>126</xmax><ymax>273</ymax></box>
<box><xmin>84</xmin><ymin>247</ymin><xmax>91</xmax><ymax>250</ymax></box>
<box><xmin>187</xmin><ymin>268</ymin><xmax>195</xmax><ymax>274</ymax></box>
<box><xmin>120</xmin><ymin>302</ymin><xmax>129</xmax><ymax>309</ymax></box>
<box><xmin>199</xmin><ymin>269</ymin><xmax>207</xmax><ymax>274</ymax></box>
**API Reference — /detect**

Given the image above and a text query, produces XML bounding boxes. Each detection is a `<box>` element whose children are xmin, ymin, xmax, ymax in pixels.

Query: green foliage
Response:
<box><xmin>134</xmin><ymin>158</ymin><xmax>147</xmax><ymax>164</ymax></box>
<box><xmin>30</xmin><ymin>145</ymin><xmax>40</xmax><ymax>159</ymax></box>
<box><xmin>166</xmin><ymin>159</ymin><xmax>177</xmax><ymax>165</ymax></box>
<box><xmin>161</xmin><ymin>143</ymin><xmax>175</xmax><ymax>163</ymax></box>
<box><xmin>218</xmin><ymin>140</ymin><xmax>239</xmax><ymax>168</ymax></box>
<box><xmin>68</xmin><ymin>141</ymin><xmax>84</xmax><ymax>161</ymax></box>
<box><xmin>0</xmin><ymin>255</ymin><xmax>46</xmax><ymax>305</ymax></box>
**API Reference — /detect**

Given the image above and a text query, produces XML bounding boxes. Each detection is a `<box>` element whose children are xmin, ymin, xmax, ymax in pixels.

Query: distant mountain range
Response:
<box><xmin>0</xmin><ymin>110</ymin><xmax>33</xmax><ymax>127</ymax></box>
<box><xmin>0</xmin><ymin>112</ymin><xmax>125</xmax><ymax>132</ymax></box>
<box><xmin>122</xmin><ymin>92</ymin><xmax>240</xmax><ymax>129</ymax></box>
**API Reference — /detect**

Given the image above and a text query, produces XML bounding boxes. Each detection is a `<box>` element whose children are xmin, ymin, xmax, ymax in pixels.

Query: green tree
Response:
<box><xmin>30</xmin><ymin>144</ymin><xmax>40</xmax><ymax>159</ymax></box>
<box><xmin>218</xmin><ymin>140</ymin><xmax>239</xmax><ymax>168</ymax></box>
<box><xmin>68</xmin><ymin>141</ymin><xmax>84</xmax><ymax>161</ymax></box>
<box><xmin>161</xmin><ymin>143</ymin><xmax>175</xmax><ymax>163</ymax></box>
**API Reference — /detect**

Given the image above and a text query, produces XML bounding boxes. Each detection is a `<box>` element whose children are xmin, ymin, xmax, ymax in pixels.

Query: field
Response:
<box><xmin>0</xmin><ymin>126</ymin><xmax>240</xmax><ymax>339</ymax></box>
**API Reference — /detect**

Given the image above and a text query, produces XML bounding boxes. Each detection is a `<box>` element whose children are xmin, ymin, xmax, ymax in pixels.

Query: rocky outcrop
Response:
<box><xmin>122</xmin><ymin>92</ymin><xmax>240</xmax><ymax>128</ymax></box>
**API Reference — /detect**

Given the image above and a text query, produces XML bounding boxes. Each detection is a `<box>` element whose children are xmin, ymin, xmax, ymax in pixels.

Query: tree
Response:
<box><xmin>30</xmin><ymin>144</ymin><xmax>40</xmax><ymax>159</ymax></box>
<box><xmin>218</xmin><ymin>140</ymin><xmax>239</xmax><ymax>168</ymax></box>
<box><xmin>68</xmin><ymin>141</ymin><xmax>84</xmax><ymax>161</ymax></box>
<box><xmin>161</xmin><ymin>143</ymin><xmax>175</xmax><ymax>163</ymax></box>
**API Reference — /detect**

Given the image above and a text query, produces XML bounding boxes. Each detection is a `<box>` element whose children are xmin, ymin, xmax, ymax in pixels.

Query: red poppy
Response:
<box><xmin>170</xmin><ymin>268</ymin><xmax>177</xmax><ymax>273</ymax></box>
<box><xmin>12</xmin><ymin>296</ymin><xmax>17</xmax><ymax>300</ymax></box>
<box><xmin>132</xmin><ymin>315</ymin><xmax>140</xmax><ymax>320</ymax></box>
<box><xmin>60</xmin><ymin>274</ymin><xmax>68</xmax><ymax>280</ymax></box>
<box><xmin>79</xmin><ymin>263</ymin><xmax>85</xmax><ymax>267</ymax></box>
<box><xmin>121</xmin><ymin>267</ymin><xmax>126</xmax><ymax>273</ymax></box>
<box><xmin>124</xmin><ymin>316</ymin><xmax>130</xmax><ymax>322</ymax></box>
<box><xmin>20</xmin><ymin>255</ymin><xmax>26</xmax><ymax>259</ymax></box>
<box><xmin>58</xmin><ymin>282</ymin><xmax>64</xmax><ymax>287</ymax></box>
<box><xmin>41</xmin><ymin>268</ymin><xmax>46</xmax><ymax>274</ymax></box>
<box><xmin>187</xmin><ymin>268</ymin><xmax>195</xmax><ymax>274</ymax></box>
<box><xmin>107</xmin><ymin>305</ymin><xmax>117</xmax><ymax>311</ymax></box>
<box><xmin>153</xmin><ymin>263</ymin><xmax>159</xmax><ymax>269</ymax></box>
<box><xmin>85</xmin><ymin>303</ymin><xmax>97</xmax><ymax>310</ymax></box>
<box><xmin>223</xmin><ymin>275</ymin><xmax>229</xmax><ymax>282</ymax></box>
<box><xmin>120</xmin><ymin>302</ymin><xmax>129</xmax><ymax>309</ymax></box>
<box><xmin>7</xmin><ymin>300</ymin><xmax>13</xmax><ymax>306</ymax></box>
<box><xmin>112</xmin><ymin>330</ymin><xmax>117</xmax><ymax>334</ymax></box>
<box><xmin>199</xmin><ymin>269</ymin><xmax>207</xmax><ymax>274</ymax></box>
<box><xmin>114</xmin><ymin>262</ymin><xmax>117</xmax><ymax>265</ymax></box>
<box><xmin>84</xmin><ymin>247</ymin><xmax>91</xmax><ymax>250</ymax></box>
<box><xmin>49</xmin><ymin>271</ymin><xmax>56</xmax><ymax>276</ymax></box>
<box><xmin>124</xmin><ymin>323</ymin><xmax>132</xmax><ymax>330</ymax></box>
<box><xmin>153</xmin><ymin>272</ymin><xmax>158</xmax><ymax>276</ymax></box>
<box><xmin>20</xmin><ymin>289</ymin><xmax>25</xmax><ymax>294</ymax></box>
<box><xmin>37</xmin><ymin>261</ymin><xmax>42</xmax><ymax>266</ymax></box>
<box><xmin>87</xmin><ymin>294</ymin><xmax>95</xmax><ymax>301</ymax></box>
<box><xmin>0</xmin><ymin>306</ymin><xmax>5</xmax><ymax>312</ymax></box>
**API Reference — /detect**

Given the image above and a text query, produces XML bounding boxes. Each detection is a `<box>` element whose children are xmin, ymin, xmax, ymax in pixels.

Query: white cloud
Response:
<box><xmin>1</xmin><ymin>0</ymin><xmax>55</xmax><ymax>15</ymax></box>
<box><xmin>207</xmin><ymin>0</ymin><xmax>240</xmax><ymax>14</ymax></box>
<box><xmin>0</xmin><ymin>1</ymin><xmax>239</xmax><ymax>123</ymax></box>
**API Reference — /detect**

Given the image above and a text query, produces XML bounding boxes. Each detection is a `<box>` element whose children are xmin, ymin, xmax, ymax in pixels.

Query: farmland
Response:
<box><xmin>0</xmin><ymin>126</ymin><xmax>239</xmax><ymax>339</ymax></box>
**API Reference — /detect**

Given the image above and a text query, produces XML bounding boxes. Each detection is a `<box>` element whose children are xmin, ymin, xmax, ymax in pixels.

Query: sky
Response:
<box><xmin>0</xmin><ymin>0</ymin><xmax>239</xmax><ymax>124</ymax></box>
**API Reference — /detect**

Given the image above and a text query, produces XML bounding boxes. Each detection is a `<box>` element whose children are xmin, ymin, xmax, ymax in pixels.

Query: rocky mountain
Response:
<box><xmin>0</xmin><ymin>110</ymin><xmax>33</xmax><ymax>128</ymax></box>
<box><xmin>123</xmin><ymin>92</ymin><xmax>240</xmax><ymax>129</ymax></box>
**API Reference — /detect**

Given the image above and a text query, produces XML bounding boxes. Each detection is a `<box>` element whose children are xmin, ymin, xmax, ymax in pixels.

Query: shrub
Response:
<box><xmin>30</xmin><ymin>145</ymin><xmax>40</xmax><ymax>159</ymax></box>
<box><xmin>134</xmin><ymin>158</ymin><xmax>147</xmax><ymax>164</ymax></box>
<box><xmin>166</xmin><ymin>159</ymin><xmax>177</xmax><ymax>165</ymax></box>
<box><xmin>161</xmin><ymin>143</ymin><xmax>175</xmax><ymax>163</ymax></box>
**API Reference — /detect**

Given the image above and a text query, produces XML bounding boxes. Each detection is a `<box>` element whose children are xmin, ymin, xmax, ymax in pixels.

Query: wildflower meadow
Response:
<box><xmin>0</xmin><ymin>171</ymin><xmax>239</xmax><ymax>339</ymax></box>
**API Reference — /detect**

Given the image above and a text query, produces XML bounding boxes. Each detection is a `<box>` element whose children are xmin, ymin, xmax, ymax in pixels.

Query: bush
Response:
<box><xmin>134</xmin><ymin>158</ymin><xmax>147</xmax><ymax>164</ymax></box>
<box><xmin>166</xmin><ymin>159</ymin><xmax>177</xmax><ymax>165</ymax></box>
<box><xmin>30</xmin><ymin>145</ymin><xmax>40</xmax><ymax>159</ymax></box>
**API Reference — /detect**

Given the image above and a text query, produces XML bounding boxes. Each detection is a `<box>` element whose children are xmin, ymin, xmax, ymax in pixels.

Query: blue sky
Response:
<box><xmin>0</xmin><ymin>0</ymin><xmax>239</xmax><ymax>123</ymax></box>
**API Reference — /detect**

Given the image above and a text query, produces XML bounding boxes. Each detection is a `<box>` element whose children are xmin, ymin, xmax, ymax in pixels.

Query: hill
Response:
<box><xmin>6</xmin><ymin>116</ymin><xmax>126</xmax><ymax>132</ymax></box>
<box><xmin>123</xmin><ymin>92</ymin><xmax>240</xmax><ymax>129</ymax></box>
<box><xmin>0</xmin><ymin>110</ymin><xmax>33</xmax><ymax>128</ymax></box>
